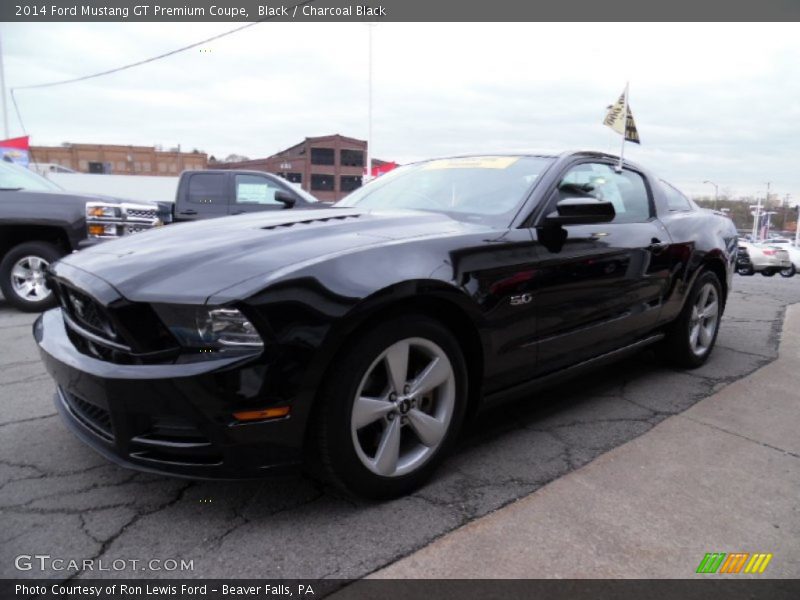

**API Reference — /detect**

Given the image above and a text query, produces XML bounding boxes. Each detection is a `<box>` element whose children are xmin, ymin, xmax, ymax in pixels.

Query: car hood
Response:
<box><xmin>56</xmin><ymin>208</ymin><xmax>484</xmax><ymax>304</ymax></box>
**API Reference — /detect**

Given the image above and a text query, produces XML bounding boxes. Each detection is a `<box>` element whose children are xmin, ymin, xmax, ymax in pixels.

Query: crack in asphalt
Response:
<box><xmin>65</xmin><ymin>481</ymin><xmax>196</xmax><ymax>582</ymax></box>
<box><xmin>1</xmin><ymin>279</ymin><xmax>799</xmax><ymax>580</ymax></box>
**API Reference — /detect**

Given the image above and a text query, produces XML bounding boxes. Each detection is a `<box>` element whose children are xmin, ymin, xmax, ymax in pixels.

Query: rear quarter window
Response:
<box><xmin>661</xmin><ymin>181</ymin><xmax>693</xmax><ymax>212</ymax></box>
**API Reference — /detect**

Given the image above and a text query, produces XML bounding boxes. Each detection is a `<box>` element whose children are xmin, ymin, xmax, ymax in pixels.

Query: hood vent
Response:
<box><xmin>261</xmin><ymin>213</ymin><xmax>361</xmax><ymax>231</ymax></box>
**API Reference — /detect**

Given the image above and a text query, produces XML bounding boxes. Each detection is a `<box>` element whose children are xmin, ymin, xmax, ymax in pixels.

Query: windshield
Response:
<box><xmin>0</xmin><ymin>161</ymin><xmax>63</xmax><ymax>192</ymax></box>
<box><xmin>336</xmin><ymin>156</ymin><xmax>553</xmax><ymax>224</ymax></box>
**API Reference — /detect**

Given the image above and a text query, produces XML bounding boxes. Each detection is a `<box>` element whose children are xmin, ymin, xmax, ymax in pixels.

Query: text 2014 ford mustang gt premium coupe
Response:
<box><xmin>34</xmin><ymin>152</ymin><xmax>737</xmax><ymax>498</ymax></box>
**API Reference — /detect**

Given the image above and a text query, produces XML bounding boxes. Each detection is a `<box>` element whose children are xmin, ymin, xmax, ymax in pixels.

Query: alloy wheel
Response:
<box><xmin>350</xmin><ymin>337</ymin><xmax>456</xmax><ymax>478</ymax></box>
<box><xmin>689</xmin><ymin>283</ymin><xmax>719</xmax><ymax>356</ymax></box>
<box><xmin>10</xmin><ymin>255</ymin><xmax>51</xmax><ymax>302</ymax></box>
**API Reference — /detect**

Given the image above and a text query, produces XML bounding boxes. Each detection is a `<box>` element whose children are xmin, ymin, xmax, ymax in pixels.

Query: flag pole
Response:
<box><xmin>617</xmin><ymin>82</ymin><xmax>629</xmax><ymax>172</ymax></box>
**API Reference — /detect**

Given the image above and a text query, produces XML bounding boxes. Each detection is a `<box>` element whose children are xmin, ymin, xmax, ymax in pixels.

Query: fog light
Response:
<box><xmin>233</xmin><ymin>406</ymin><xmax>291</xmax><ymax>422</ymax></box>
<box><xmin>88</xmin><ymin>223</ymin><xmax>117</xmax><ymax>237</ymax></box>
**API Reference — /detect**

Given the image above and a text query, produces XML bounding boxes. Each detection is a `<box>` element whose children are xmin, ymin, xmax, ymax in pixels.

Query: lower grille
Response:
<box><xmin>62</xmin><ymin>390</ymin><xmax>114</xmax><ymax>442</ymax></box>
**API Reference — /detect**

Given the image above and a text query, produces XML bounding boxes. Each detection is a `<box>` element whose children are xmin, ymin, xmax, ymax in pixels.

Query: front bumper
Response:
<box><xmin>34</xmin><ymin>309</ymin><xmax>305</xmax><ymax>479</ymax></box>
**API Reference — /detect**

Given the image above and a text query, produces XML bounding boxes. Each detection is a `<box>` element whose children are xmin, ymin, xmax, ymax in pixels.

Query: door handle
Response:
<box><xmin>648</xmin><ymin>238</ymin><xmax>669</xmax><ymax>254</ymax></box>
<box><xmin>179</xmin><ymin>209</ymin><xmax>197</xmax><ymax>215</ymax></box>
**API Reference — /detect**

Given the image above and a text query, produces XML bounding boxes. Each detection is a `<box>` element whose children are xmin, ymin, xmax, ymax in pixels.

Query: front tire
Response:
<box><xmin>661</xmin><ymin>271</ymin><xmax>723</xmax><ymax>369</ymax></box>
<box><xmin>736</xmin><ymin>265</ymin><xmax>754</xmax><ymax>276</ymax></box>
<box><xmin>780</xmin><ymin>265</ymin><xmax>796</xmax><ymax>278</ymax></box>
<box><xmin>313</xmin><ymin>315</ymin><xmax>468</xmax><ymax>499</ymax></box>
<box><xmin>0</xmin><ymin>242</ymin><xmax>63</xmax><ymax>312</ymax></box>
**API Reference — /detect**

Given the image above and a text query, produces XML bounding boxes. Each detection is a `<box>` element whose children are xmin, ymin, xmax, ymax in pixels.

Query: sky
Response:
<box><xmin>3</xmin><ymin>22</ymin><xmax>800</xmax><ymax>202</ymax></box>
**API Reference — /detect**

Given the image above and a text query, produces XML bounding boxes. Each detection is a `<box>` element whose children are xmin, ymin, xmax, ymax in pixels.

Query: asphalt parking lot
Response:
<box><xmin>1</xmin><ymin>275</ymin><xmax>798</xmax><ymax>581</ymax></box>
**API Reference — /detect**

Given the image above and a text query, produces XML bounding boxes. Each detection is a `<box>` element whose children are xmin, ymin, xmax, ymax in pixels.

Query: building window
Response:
<box><xmin>169</xmin><ymin>163</ymin><xmax>177</xmax><ymax>173</ymax></box>
<box><xmin>310</xmin><ymin>148</ymin><xmax>335</xmax><ymax>166</ymax></box>
<box><xmin>340</xmin><ymin>175</ymin><xmax>362</xmax><ymax>192</ymax></box>
<box><xmin>143</xmin><ymin>162</ymin><xmax>151</xmax><ymax>172</ymax></box>
<box><xmin>158</xmin><ymin>163</ymin><xmax>167</xmax><ymax>173</ymax></box>
<box><xmin>311</xmin><ymin>174</ymin><xmax>335</xmax><ymax>191</ymax></box>
<box><xmin>116</xmin><ymin>161</ymin><xmax>126</xmax><ymax>172</ymax></box>
<box><xmin>286</xmin><ymin>172</ymin><xmax>302</xmax><ymax>184</ymax></box>
<box><xmin>340</xmin><ymin>150</ymin><xmax>364</xmax><ymax>167</ymax></box>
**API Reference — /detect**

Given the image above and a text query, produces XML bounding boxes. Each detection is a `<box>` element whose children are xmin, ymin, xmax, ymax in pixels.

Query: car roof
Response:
<box><xmin>410</xmin><ymin>151</ymin><xmax>645</xmax><ymax>171</ymax></box>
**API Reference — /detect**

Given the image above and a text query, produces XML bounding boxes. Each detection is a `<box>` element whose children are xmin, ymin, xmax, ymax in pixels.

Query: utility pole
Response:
<box><xmin>703</xmin><ymin>180</ymin><xmax>719</xmax><ymax>211</ymax></box>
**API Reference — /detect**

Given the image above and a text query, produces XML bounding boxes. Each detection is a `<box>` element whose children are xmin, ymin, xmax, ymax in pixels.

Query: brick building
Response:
<box><xmin>30</xmin><ymin>143</ymin><xmax>207</xmax><ymax>176</ymax></box>
<box><xmin>213</xmin><ymin>134</ymin><xmax>389</xmax><ymax>202</ymax></box>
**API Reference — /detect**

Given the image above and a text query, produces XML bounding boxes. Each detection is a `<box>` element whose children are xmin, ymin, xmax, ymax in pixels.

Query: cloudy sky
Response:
<box><xmin>3</xmin><ymin>22</ymin><xmax>799</xmax><ymax>200</ymax></box>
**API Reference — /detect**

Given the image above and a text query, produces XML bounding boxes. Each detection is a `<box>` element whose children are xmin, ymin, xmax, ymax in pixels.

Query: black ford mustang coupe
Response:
<box><xmin>35</xmin><ymin>152</ymin><xmax>737</xmax><ymax>498</ymax></box>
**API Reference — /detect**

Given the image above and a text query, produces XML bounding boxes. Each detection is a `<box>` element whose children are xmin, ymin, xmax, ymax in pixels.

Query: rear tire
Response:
<box><xmin>661</xmin><ymin>271</ymin><xmax>723</xmax><ymax>369</ymax></box>
<box><xmin>780</xmin><ymin>265</ymin><xmax>796</xmax><ymax>278</ymax></box>
<box><xmin>0</xmin><ymin>242</ymin><xmax>63</xmax><ymax>312</ymax></box>
<box><xmin>312</xmin><ymin>315</ymin><xmax>468</xmax><ymax>499</ymax></box>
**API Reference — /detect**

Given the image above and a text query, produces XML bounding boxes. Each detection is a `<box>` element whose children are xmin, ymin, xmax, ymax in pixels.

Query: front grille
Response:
<box><xmin>126</xmin><ymin>208</ymin><xmax>158</xmax><ymax>220</ymax></box>
<box><xmin>62</xmin><ymin>390</ymin><xmax>114</xmax><ymax>441</ymax></box>
<box><xmin>51</xmin><ymin>279</ymin><xmax>179</xmax><ymax>365</ymax></box>
<box><xmin>125</xmin><ymin>224</ymin><xmax>152</xmax><ymax>234</ymax></box>
<box><xmin>60</xmin><ymin>286</ymin><xmax>119</xmax><ymax>342</ymax></box>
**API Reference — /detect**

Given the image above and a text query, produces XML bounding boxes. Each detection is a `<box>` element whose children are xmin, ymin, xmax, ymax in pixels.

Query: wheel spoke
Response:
<box><xmin>372</xmin><ymin>418</ymin><xmax>401</xmax><ymax>476</ymax></box>
<box><xmin>699</xmin><ymin>323</ymin><xmax>713</xmax><ymax>347</ymax></box>
<box><xmin>407</xmin><ymin>408</ymin><xmax>447</xmax><ymax>447</ymax></box>
<box><xmin>703</xmin><ymin>300</ymin><xmax>719</xmax><ymax>320</ymax></box>
<box><xmin>352</xmin><ymin>395</ymin><xmax>393</xmax><ymax>429</ymax></box>
<box><xmin>689</xmin><ymin>324</ymin><xmax>700</xmax><ymax>349</ymax></box>
<box><xmin>384</xmin><ymin>341</ymin><xmax>410</xmax><ymax>395</ymax></box>
<box><xmin>11</xmin><ymin>266</ymin><xmax>30</xmax><ymax>280</ymax></box>
<box><xmin>409</xmin><ymin>356</ymin><xmax>450</xmax><ymax>396</ymax></box>
<box><xmin>697</xmin><ymin>285</ymin><xmax>711</xmax><ymax>310</ymax></box>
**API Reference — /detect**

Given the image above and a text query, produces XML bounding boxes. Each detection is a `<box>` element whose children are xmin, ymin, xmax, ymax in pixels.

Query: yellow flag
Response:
<box><xmin>604</xmin><ymin>90</ymin><xmax>641</xmax><ymax>144</ymax></box>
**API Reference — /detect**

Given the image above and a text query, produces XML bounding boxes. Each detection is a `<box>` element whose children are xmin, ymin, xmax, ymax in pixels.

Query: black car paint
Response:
<box><xmin>34</xmin><ymin>151</ymin><xmax>738</xmax><ymax>478</ymax></box>
<box><xmin>172</xmin><ymin>170</ymin><xmax>316</xmax><ymax>222</ymax></box>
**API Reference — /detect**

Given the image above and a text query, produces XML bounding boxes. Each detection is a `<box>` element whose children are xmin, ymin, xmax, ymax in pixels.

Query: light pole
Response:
<box><xmin>795</xmin><ymin>204</ymin><xmax>800</xmax><ymax>247</ymax></box>
<box><xmin>703</xmin><ymin>180</ymin><xmax>719</xmax><ymax>211</ymax></box>
<box><xmin>364</xmin><ymin>23</ymin><xmax>376</xmax><ymax>184</ymax></box>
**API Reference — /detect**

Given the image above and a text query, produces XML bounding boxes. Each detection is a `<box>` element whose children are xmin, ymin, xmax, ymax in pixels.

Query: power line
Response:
<box><xmin>8</xmin><ymin>0</ymin><xmax>317</xmax><ymax>132</ymax></box>
<box><xmin>14</xmin><ymin>1</ymin><xmax>315</xmax><ymax>91</ymax></box>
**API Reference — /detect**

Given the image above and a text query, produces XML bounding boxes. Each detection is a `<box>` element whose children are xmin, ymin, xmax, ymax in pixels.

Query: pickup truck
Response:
<box><xmin>0</xmin><ymin>161</ymin><xmax>162</xmax><ymax>311</ymax></box>
<box><xmin>171</xmin><ymin>169</ymin><xmax>319</xmax><ymax>222</ymax></box>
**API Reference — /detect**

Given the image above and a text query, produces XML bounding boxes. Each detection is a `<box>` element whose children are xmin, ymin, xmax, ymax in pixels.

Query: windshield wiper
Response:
<box><xmin>0</xmin><ymin>187</ymin><xmax>23</xmax><ymax>191</ymax></box>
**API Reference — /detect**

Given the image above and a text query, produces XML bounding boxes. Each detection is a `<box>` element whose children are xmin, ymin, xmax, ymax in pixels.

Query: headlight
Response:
<box><xmin>86</xmin><ymin>203</ymin><xmax>120</xmax><ymax>219</ymax></box>
<box><xmin>153</xmin><ymin>305</ymin><xmax>264</xmax><ymax>351</ymax></box>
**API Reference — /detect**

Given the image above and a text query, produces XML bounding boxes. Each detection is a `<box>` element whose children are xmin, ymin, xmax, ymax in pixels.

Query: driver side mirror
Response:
<box><xmin>544</xmin><ymin>197</ymin><xmax>615</xmax><ymax>226</ymax></box>
<box><xmin>275</xmin><ymin>190</ymin><xmax>297</xmax><ymax>209</ymax></box>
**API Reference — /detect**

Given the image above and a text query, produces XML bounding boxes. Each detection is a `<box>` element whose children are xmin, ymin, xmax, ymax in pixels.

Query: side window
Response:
<box><xmin>661</xmin><ymin>181</ymin><xmax>693</xmax><ymax>212</ymax></box>
<box><xmin>557</xmin><ymin>163</ymin><xmax>651</xmax><ymax>224</ymax></box>
<box><xmin>187</xmin><ymin>173</ymin><xmax>226</xmax><ymax>205</ymax></box>
<box><xmin>234</xmin><ymin>175</ymin><xmax>282</xmax><ymax>205</ymax></box>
